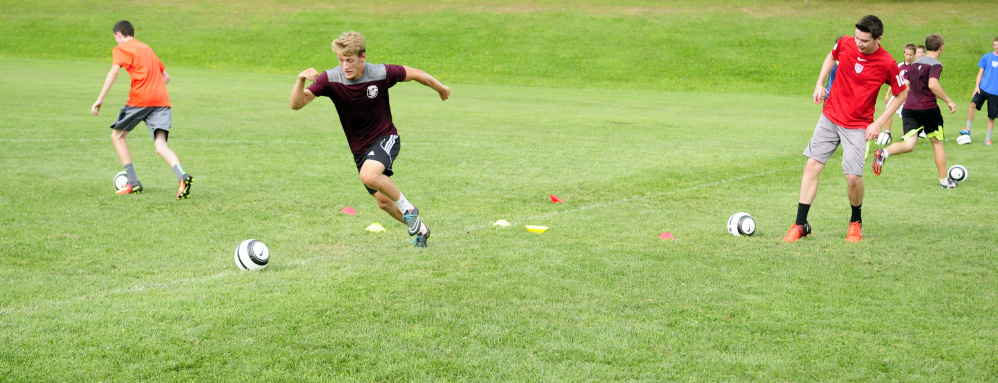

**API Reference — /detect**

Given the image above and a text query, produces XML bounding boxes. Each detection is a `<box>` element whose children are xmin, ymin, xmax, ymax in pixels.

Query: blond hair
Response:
<box><xmin>332</xmin><ymin>31</ymin><xmax>366</xmax><ymax>57</ymax></box>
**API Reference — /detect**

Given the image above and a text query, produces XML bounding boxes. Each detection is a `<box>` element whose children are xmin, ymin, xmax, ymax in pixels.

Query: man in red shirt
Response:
<box><xmin>785</xmin><ymin>15</ymin><xmax>908</xmax><ymax>243</ymax></box>
<box><xmin>91</xmin><ymin>20</ymin><xmax>193</xmax><ymax>200</ymax></box>
<box><xmin>290</xmin><ymin>31</ymin><xmax>450</xmax><ymax>248</ymax></box>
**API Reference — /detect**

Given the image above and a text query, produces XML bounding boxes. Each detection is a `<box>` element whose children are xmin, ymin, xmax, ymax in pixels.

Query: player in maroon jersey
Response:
<box><xmin>883</xmin><ymin>43</ymin><xmax>917</xmax><ymax>140</ymax></box>
<box><xmin>785</xmin><ymin>15</ymin><xmax>909</xmax><ymax>243</ymax></box>
<box><xmin>872</xmin><ymin>34</ymin><xmax>958</xmax><ymax>188</ymax></box>
<box><xmin>289</xmin><ymin>31</ymin><xmax>450</xmax><ymax>247</ymax></box>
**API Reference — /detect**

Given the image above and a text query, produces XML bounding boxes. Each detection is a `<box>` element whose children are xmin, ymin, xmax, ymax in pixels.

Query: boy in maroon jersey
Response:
<box><xmin>785</xmin><ymin>15</ymin><xmax>908</xmax><ymax>243</ymax></box>
<box><xmin>872</xmin><ymin>34</ymin><xmax>958</xmax><ymax>188</ymax></box>
<box><xmin>883</xmin><ymin>43</ymin><xmax>917</xmax><ymax>140</ymax></box>
<box><xmin>289</xmin><ymin>31</ymin><xmax>450</xmax><ymax>247</ymax></box>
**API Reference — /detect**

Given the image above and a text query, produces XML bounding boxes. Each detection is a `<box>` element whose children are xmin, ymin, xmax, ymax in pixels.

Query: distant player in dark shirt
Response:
<box><xmin>872</xmin><ymin>34</ymin><xmax>958</xmax><ymax>188</ymax></box>
<box><xmin>290</xmin><ymin>31</ymin><xmax>450</xmax><ymax>247</ymax></box>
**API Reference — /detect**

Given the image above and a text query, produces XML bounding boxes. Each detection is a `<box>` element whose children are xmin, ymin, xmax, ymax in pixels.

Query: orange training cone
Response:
<box><xmin>550</xmin><ymin>194</ymin><xmax>564</xmax><ymax>203</ymax></box>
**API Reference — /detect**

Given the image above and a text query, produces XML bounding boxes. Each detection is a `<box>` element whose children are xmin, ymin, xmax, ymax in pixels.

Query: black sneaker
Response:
<box><xmin>403</xmin><ymin>206</ymin><xmax>421</xmax><ymax>236</ymax></box>
<box><xmin>413</xmin><ymin>223</ymin><xmax>430</xmax><ymax>248</ymax></box>
<box><xmin>176</xmin><ymin>174</ymin><xmax>193</xmax><ymax>200</ymax></box>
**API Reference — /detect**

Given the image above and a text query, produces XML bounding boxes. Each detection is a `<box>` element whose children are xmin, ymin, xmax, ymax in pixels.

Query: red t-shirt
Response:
<box><xmin>823</xmin><ymin>36</ymin><xmax>906</xmax><ymax>129</ymax></box>
<box><xmin>307</xmin><ymin>63</ymin><xmax>407</xmax><ymax>154</ymax></box>
<box><xmin>112</xmin><ymin>39</ymin><xmax>169</xmax><ymax>107</ymax></box>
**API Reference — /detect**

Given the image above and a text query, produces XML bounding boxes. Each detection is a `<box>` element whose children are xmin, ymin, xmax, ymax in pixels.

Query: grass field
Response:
<box><xmin>2</xmin><ymin>1</ymin><xmax>998</xmax><ymax>381</ymax></box>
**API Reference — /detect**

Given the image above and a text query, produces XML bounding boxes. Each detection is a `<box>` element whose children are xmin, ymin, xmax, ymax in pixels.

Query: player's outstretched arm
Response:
<box><xmin>92</xmin><ymin>64</ymin><xmax>121</xmax><ymax>116</ymax></box>
<box><xmin>813</xmin><ymin>52</ymin><xmax>835</xmax><ymax>104</ymax></box>
<box><xmin>403</xmin><ymin>66</ymin><xmax>450</xmax><ymax>101</ymax></box>
<box><xmin>290</xmin><ymin>68</ymin><xmax>318</xmax><ymax>110</ymax></box>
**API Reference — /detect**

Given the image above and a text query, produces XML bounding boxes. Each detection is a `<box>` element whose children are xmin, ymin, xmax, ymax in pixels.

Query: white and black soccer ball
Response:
<box><xmin>947</xmin><ymin>164</ymin><xmax>968</xmax><ymax>182</ymax></box>
<box><xmin>113</xmin><ymin>171</ymin><xmax>128</xmax><ymax>191</ymax></box>
<box><xmin>234</xmin><ymin>239</ymin><xmax>270</xmax><ymax>271</ymax></box>
<box><xmin>956</xmin><ymin>135</ymin><xmax>972</xmax><ymax>145</ymax></box>
<box><xmin>727</xmin><ymin>212</ymin><xmax>756</xmax><ymax>237</ymax></box>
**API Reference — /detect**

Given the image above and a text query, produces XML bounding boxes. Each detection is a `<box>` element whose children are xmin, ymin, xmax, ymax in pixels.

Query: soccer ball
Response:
<box><xmin>947</xmin><ymin>165</ymin><xmax>968</xmax><ymax>182</ymax></box>
<box><xmin>956</xmin><ymin>135</ymin><xmax>972</xmax><ymax>145</ymax></box>
<box><xmin>727</xmin><ymin>212</ymin><xmax>756</xmax><ymax>237</ymax></box>
<box><xmin>234</xmin><ymin>239</ymin><xmax>270</xmax><ymax>271</ymax></box>
<box><xmin>113</xmin><ymin>171</ymin><xmax>128</xmax><ymax>191</ymax></box>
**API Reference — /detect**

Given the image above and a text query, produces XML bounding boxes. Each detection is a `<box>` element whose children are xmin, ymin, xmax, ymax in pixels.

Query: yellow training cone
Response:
<box><xmin>525</xmin><ymin>225</ymin><xmax>548</xmax><ymax>233</ymax></box>
<box><xmin>365</xmin><ymin>223</ymin><xmax>386</xmax><ymax>232</ymax></box>
<box><xmin>494</xmin><ymin>220</ymin><xmax>511</xmax><ymax>227</ymax></box>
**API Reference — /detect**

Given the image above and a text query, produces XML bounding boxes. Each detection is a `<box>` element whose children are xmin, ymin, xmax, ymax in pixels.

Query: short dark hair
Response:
<box><xmin>113</xmin><ymin>20</ymin><xmax>134</xmax><ymax>37</ymax></box>
<box><xmin>925</xmin><ymin>34</ymin><xmax>944</xmax><ymax>52</ymax></box>
<box><xmin>855</xmin><ymin>15</ymin><xmax>883</xmax><ymax>39</ymax></box>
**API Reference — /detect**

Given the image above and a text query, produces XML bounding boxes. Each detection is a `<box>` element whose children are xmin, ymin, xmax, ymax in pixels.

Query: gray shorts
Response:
<box><xmin>110</xmin><ymin>106</ymin><xmax>172</xmax><ymax>139</ymax></box>
<box><xmin>803</xmin><ymin>114</ymin><xmax>867</xmax><ymax>176</ymax></box>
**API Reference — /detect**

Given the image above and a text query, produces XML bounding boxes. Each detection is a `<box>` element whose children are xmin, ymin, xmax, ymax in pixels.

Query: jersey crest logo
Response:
<box><xmin>854</xmin><ymin>63</ymin><xmax>864</xmax><ymax>74</ymax></box>
<box><xmin>367</xmin><ymin>85</ymin><xmax>379</xmax><ymax>99</ymax></box>
<box><xmin>992</xmin><ymin>61</ymin><xmax>998</xmax><ymax>68</ymax></box>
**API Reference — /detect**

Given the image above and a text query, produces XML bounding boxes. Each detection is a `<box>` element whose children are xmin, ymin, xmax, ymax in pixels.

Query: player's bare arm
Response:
<box><xmin>162</xmin><ymin>70</ymin><xmax>171</xmax><ymax>86</ymax></box>
<box><xmin>813</xmin><ymin>52</ymin><xmax>835</xmax><ymax>104</ymax></box>
<box><xmin>928</xmin><ymin>78</ymin><xmax>957</xmax><ymax>113</ymax></box>
<box><xmin>403</xmin><ymin>66</ymin><xmax>450</xmax><ymax>101</ymax></box>
<box><xmin>290</xmin><ymin>68</ymin><xmax>318</xmax><ymax>110</ymax></box>
<box><xmin>972</xmin><ymin>68</ymin><xmax>984</xmax><ymax>96</ymax></box>
<box><xmin>868</xmin><ymin>88</ymin><xmax>909</xmax><ymax>140</ymax></box>
<box><xmin>92</xmin><ymin>64</ymin><xmax>122</xmax><ymax>115</ymax></box>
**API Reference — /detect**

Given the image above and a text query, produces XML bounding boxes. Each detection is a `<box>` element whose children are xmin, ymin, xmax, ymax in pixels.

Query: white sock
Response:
<box><xmin>881</xmin><ymin>150</ymin><xmax>890</xmax><ymax>158</ymax></box>
<box><xmin>940</xmin><ymin>178</ymin><xmax>948</xmax><ymax>186</ymax></box>
<box><xmin>394</xmin><ymin>193</ymin><xmax>415</xmax><ymax>213</ymax></box>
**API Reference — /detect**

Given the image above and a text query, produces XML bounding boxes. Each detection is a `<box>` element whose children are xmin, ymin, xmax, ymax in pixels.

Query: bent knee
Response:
<box><xmin>358</xmin><ymin>172</ymin><xmax>381</xmax><ymax>187</ymax></box>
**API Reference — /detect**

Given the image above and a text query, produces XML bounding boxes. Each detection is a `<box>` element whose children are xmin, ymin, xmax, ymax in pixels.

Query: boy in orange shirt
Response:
<box><xmin>91</xmin><ymin>20</ymin><xmax>193</xmax><ymax>199</ymax></box>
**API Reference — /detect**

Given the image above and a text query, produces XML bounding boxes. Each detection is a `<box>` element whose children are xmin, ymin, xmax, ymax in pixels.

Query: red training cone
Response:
<box><xmin>550</xmin><ymin>194</ymin><xmax>564</xmax><ymax>203</ymax></box>
<box><xmin>659</xmin><ymin>232</ymin><xmax>675</xmax><ymax>240</ymax></box>
<box><xmin>340</xmin><ymin>207</ymin><xmax>357</xmax><ymax>215</ymax></box>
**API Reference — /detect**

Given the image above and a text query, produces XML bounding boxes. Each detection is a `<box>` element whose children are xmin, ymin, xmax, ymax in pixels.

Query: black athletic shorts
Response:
<box><xmin>901</xmin><ymin>107</ymin><xmax>944</xmax><ymax>140</ymax></box>
<box><xmin>971</xmin><ymin>89</ymin><xmax>998</xmax><ymax>119</ymax></box>
<box><xmin>352</xmin><ymin>134</ymin><xmax>400</xmax><ymax>194</ymax></box>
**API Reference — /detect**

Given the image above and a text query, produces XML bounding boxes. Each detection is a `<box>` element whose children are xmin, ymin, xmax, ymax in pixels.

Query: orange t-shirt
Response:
<box><xmin>112</xmin><ymin>39</ymin><xmax>170</xmax><ymax>107</ymax></box>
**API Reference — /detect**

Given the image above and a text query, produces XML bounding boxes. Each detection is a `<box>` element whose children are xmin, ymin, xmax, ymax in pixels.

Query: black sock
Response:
<box><xmin>796</xmin><ymin>203</ymin><xmax>810</xmax><ymax>226</ymax></box>
<box><xmin>850</xmin><ymin>204</ymin><xmax>862</xmax><ymax>223</ymax></box>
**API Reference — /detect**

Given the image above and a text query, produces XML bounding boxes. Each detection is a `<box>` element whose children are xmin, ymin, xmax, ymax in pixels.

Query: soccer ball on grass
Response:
<box><xmin>113</xmin><ymin>171</ymin><xmax>128</xmax><ymax>191</ymax></box>
<box><xmin>235</xmin><ymin>239</ymin><xmax>270</xmax><ymax>271</ymax></box>
<box><xmin>947</xmin><ymin>165</ymin><xmax>968</xmax><ymax>182</ymax></box>
<box><xmin>727</xmin><ymin>212</ymin><xmax>756</xmax><ymax>237</ymax></box>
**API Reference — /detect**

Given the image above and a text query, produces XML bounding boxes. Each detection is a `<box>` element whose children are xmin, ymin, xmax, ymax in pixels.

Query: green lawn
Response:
<box><xmin>2</xmin><ymin>0</ymin><xmax>998</xmax><ymax>381</ymax></box>
<box><xmin>2</xmin><ymin>56</ymin><xmax>995</xmax><ymax>381</ymax></box>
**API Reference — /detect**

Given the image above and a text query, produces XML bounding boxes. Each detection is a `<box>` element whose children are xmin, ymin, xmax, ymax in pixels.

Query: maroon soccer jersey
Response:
<box><xmin>903</xmin><ymin>56</ymin><xmax>944</xmax><ymax>110</ymax></box>
<box><xmin>824</xmin><ymin>36</ymin><xmax>907</xmax><ymax>129</ymax></box>
<box><xmin>307</xmin><ymin>63</ymin><xmax>407</xmax><ymax>154</ymax></box>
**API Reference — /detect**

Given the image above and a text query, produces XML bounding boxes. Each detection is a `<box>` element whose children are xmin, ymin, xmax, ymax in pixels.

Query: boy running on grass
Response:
<box><xmin>91</xmin><ymin>20</ymin><xmax>193</xmax><ymax>199</ymax></box>
<box><xmin>290</xmin><ymin>31</ymin><xmax>449</xmax><ymax>248</ymax></box>
<box><xmin>872</xmin><ymin>34</ymin><xmax>958</xmax><ymax>188</ymax></box>
<box><xmin>960</xmin><ymin>36</ymin><xmax>998</xmax><ymax>145</ymax></box>
<box><xmin>785</xmin><ymin>15</ymin><xmax>908</xmax><ymax>244</ymax></box>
